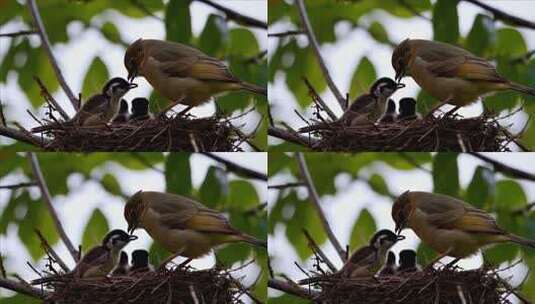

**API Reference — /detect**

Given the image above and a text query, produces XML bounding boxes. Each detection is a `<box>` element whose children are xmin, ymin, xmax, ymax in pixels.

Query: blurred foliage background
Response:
<box><xmin>0</xmin><ymin>0</ymin><xmax>267</xmax><ymax>150</ymax></box>
<box><xmin>268</xmin><ymin>152</ymin><xmax>535</xmax><ymax>303</ymax></box>
<box><xmin>268</xmin><ymin>0</ymin><xmax>535</xmax><ymax>150</ymax></box>
<box><xmin>0</xmin><ymin>152</ymin><xmax>267</xmax><ymax>303</ymax></box>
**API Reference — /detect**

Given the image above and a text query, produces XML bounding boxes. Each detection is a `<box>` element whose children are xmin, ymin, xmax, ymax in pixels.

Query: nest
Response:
<box><xmin>306</xmin><ymin>266</ymin><xmax>514</xmax><ymax>304</ymax></box>
<box><xmin>39</xmin><ymin>267</ymin><xmax>242</xmax><ymax>304</ymax></box>
<box><xmin>299</xmin><ymin>114</ymin><xmax>516</xmax><ymax>152</ymax></box>
<box><xmin>31</xmin><ymin>115</ymin><xmax>242</xmax><ymax>152</ymax></box>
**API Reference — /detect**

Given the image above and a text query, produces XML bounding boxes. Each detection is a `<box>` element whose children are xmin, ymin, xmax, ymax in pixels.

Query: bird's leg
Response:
<box><xmin>443</xmin><ymin>106</ymin><xmax>460</xmax><ymax>118</ymax></box>
<box><xmin>444</xmin><ymin>257</ymin><xmax>460</xmax><ymax>268</ymax></box>
<box><xmin>424</xmin><ymin>249</ymin><xmax>452</xmax><ymax>270</ymax></box>
<box><xmin>158</xmin><ymin>249</ymin><xmax>185</xmax><ymax>270</ymax></box>
<box><xmin>424</xmin><ymin>100</ymin><xmax>450</xmax><ymax>119</ymax></box>
<box><xmin>178</xmin><ymin>258</ymin><xmax>193</xmax><ymax>268</ymax></box>
<box><xmin>158</xmin><ymin>96</ymin><xmax>187</xmax><ymax>117</ymax></box>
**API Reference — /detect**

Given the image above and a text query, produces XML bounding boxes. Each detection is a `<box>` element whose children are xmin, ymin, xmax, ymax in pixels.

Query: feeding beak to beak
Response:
<box><xmin>396</xmin><ymin>234</ymin><xmax>405</xmax><ymax>241</ymax></box>
<box><xmin>128</xmin><ymin>70</ymin><xmax>137</xmax><ymax>82</ymax></box>
<box><xmin>396</xmin><ymin>82</ymin><xmax>405</xmax><ymax>90</ymax></box>
<box><xmin>129</xmin><ymin>82</ymin><xmax>138</xmax><ymax>89</ymax></box>
<box><xmin>128</xmin><ymin>234</ymin><xmax>138</xmax><ymax>241</ymax></box>
<box><xmin>395</xmin><ymin>70</ymin><xmax>405</xmax><ymax>83</ymax></box>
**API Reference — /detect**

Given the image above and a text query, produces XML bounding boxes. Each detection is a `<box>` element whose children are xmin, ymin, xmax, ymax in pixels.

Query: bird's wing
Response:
<box><xmin>421</xmin><ymin>53</ymin><xmax>504</xmax><ymax>83</ymax></box>
<box><xmin>450</xmin><ymin>206</ymin><xmax>505</xmax><ymax>235</ymax></box>
<box><xmin>159</xmin><ymin>55</ymin><xmax>239</xmax><ymax>82</ymax></box>
<box><xmin>346</xmin><ymin>94</ymin><xmax>376</xmax><ymax>114</ymax></box>
<box><xmin>346</xmin><ymin>246</ymin><xmax>376</xmax><ymax>267</ymax></box>
<box><xmin>74</xmin><ymin>246</ymin><xmax>109</xmax><ymax>277</ymax></box>
<box><xmin>81</xmin><ymin>94</ymin><xmax>107</xmax><ymax>113</ymax></box>
<box><xmin>146</xmin><ymin>192</ymin><xmax>238</xmax><ymax>234</ymax></box>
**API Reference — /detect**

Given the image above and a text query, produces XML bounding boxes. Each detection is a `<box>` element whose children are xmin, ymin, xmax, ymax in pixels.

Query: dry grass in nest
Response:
<box><xmin>39</xmin><ymin>267</ymin><xmax>242</xmax><ymax>304</ymax></box>
<box><xmin>306</xmin><ymin>267</ymin><xmax>514</xmax><ymax>304</ymax></box>
<box><xmin>31</xmin><ymin>115</ymin><xmax>242</xmax><ymax>152</ymax></box>
<box><xmin>299</xmin><ymin>114</ymin><xmax>515</xmax><ymax>152</ymax></box>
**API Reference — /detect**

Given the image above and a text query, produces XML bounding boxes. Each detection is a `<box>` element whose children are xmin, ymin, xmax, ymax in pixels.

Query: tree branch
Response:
<box><xmin>268</xmin><ymin>278</ymin><xmax>317</xmax><ymax>300</ymax></box>
<box><xmin>0</xmin><ymin>30</ymin><xmax>37</xmax><ymax>38</ymax></box>
<box><xmin>0</xmin><ymin>125</ymin><xmax>47</xmax><ymax>146</ymax></box>
<box><xmin>34</xmin><ymin>76</ymin><xmax>70</xmax><ymax>120</ymax></box>
<box><xmin>194</xmin><ymin>0</ymin><xmax>267</xmax><ymax>29</ymax></box>
<box><xmin>27</xmin><ymin>153</ymin><xmax>79</xmax><ymax>262</ymax></box>
<box><xmin>35</xmin><ymin>229</ymin><xmax>70</xmax><ymax>273</ymax></box>
<box><xmin>268</xmin><ymin>30</ymin><xmax>305</xmax><ymax>37</ymax></box>
<box><xmin>469</xmin><ymin>153</ymin><xmax>535</xmax><ymax>182</ymax></box>
<box><xmin>268</xmin><ymin>182</ymin><xmax>306</xmax><ymax>189</ymax></box>
<box><xmin>0</xmin><ymin>277</ymin><xmax>47</xmax><ymax>299</ymax></box>
<box><xmin>27</xmin><ymin>0</ymin><xmax>79</xmax><ymax>111</ymax></box>
<box><xmin>295</xmin><ymin>0</ymin><xmax>346</xmax><ymax>110</ymax></box>
<box><xmin>463</xmin><ymin>0</ymin><xmax>535</xmax><ymax>30</ymax></box>
<box><xmin>295</xmin><ymin>153</ymin><xmax>346</xmax><ymax>262</ymax></box>
<box><xmin>201</xmin><ymin>152</ymin><xmax>267</xmax><ymax>181</ymax></box>
<box><xmin>268</xmin><ymin>126</ymin><xmax>317</xmax><ymax>147</ymax></box>
<box><xmin>0</xmin><ymin>182</ymin><xmax>38</xmax><ymax>190</ymax></box>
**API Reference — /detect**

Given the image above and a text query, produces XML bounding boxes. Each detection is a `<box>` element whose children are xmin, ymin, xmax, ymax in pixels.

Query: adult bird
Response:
<box><xmin>32</xmin><ymin>230</ymin><xmax>137</xmax><ymax>284</ymax></box>
<box><xmin>299</xmin><ymin>230</ymin><xmax>404</xmax><ymax>284</ymax></box>
<box><xmin>124</xmin><ymin>190</ymin><xmax>266</xmax><ymax>263</ymax></box>
<box><xmin>392</xmin><ymin>191</ymin><xmax>535</xmax><ymax>260</ymax></box>
<box><xmin>299</xmin><ymin>77</ymin><xmax>404</xmax><ymax>132</ymax></box>
<box><xmin>124</xmin><ymin>39</ymin><xmax>266</xmax><ymax>111</ymax></box>
<box><xmin>392</xmin><ymin>39</ymin><xmax>535</xmax><ymax>113</ymax></box>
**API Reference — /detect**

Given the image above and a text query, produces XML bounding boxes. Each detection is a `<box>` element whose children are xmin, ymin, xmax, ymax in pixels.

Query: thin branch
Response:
<box><xmin>463</xmin><ymin>0</ymin><xmax>535</xmax><ymax>30</ymax></box>
<box><xmin>0</xmin><ymin>277</ymin><xmax>47</xmax><ymax>299</ymax></box>
<box><xmin>0</xmin><ymin>100</ymin><xmax>5</xmax><ymax>126</ymax></box>
<box><xmin>201</xmin><ymin>152</ymin><xmax>267</xmax><ymax>181</ymax></box>
<box><xmin>268</xmin><ymin>278</ymin><xmax>317</xmax><ymax>300</ymax></box>
<box><xmin>34</xmin><ymin>229</ymin><xmax>70</xmax><ymax>273</ymax></box>
<box><xmin>0</xmin><ymin>254</ymin><xmax>6</xmax><ymax>278</ymax></box>
<box><xmin>27</xmin><ymin>0</ymin><xmax>79</xmax><ymax>111</ymax></box>
<box><xmin>268</xmin><ymin>126</ymin><xmax>317</xmax><ymax>147</ymax></box>
<box><xmin>0</xmin><ymin>182</ymin><xmax>38</xmax><ymax>190</ymax></box>
<box><xmin>397</xmin><ymin>0</ymin><xmax>431</xmax><ymax>21</ymax></box>
<box><xmin>0</xmin><ymin>30</ymin><xmax>37</xmax><ymax>38</ymax></box>
<box><xmin>0</xmin><ymin>125</ymin><xmax>47</xmax><ymax>146</ymax></box>
<box><xmin>194</xmin><ymin>0</ymin><xmax>267</xmax><ymax>29</ymax></box>
<box><xmin>303</xmin><ymin>77</ymin><xmax>338</xmax><ymax>121</ymax></box>
<box><xmin>303</xmin><ymin>229</ymin><xmax>337</xmax><ymax>272</ymax></box>
<box><xmin>295</xmin><ymin>153</ymin><xmax>346</xmax><ymax>262</ymax></box>
<box><xmin>268</xmin><ymin>30</ymin><xmax>305</xmax><ymax>37</ymax></box>
<box><xmin>129</xmin><ymin>0</ymin><xmax>164</xmax><ymax>21</ymax></box>
<box><xmin>268</xmin><ymin>182</ymin><xmax>306</xmax><ymax>189</ymax></box>
<box><xmin>295</xmin><ymin>0</ymin><xmax>346</xmax><ymax>110</ymax></box>
<box><xmin>469</xmin><ymin>153</ymin><xmax>535</xmax><ymax>182</ymax></box>
<box><xmin>27</xmin><ymin>153</ymin><xmax>79</xmax><ymax>262</ymax></box>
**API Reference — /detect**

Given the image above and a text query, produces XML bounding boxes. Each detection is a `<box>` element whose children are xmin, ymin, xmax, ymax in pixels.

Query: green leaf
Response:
<box><xmin>465</xmin><ymin>14</ymin><xmax>496</xmax><ymax>57</ymax></box>
<box><xmin>199</xmin><ymin>14</ymin><xmax>229</xmax><ymax>56</ymax></box>
<box><xmin>495</xmin><ymin>180</ymin><xmax>526</xmax><ymax>210</ymax></box>
<box><xmin>165</xmin><ymin>0</ymin><xmax>192</xmax><ymax>44</ymax></box>
<box><xmin>367</xmin><ymin>174</ymin><xmax>390</xmax><ymax>197</ymax></box>
<box><xmin>215</xmin><ymin>243</ymin><xmax>250</xmax><ymax>266</ymax></box>
<box><xmin>349</xmin><ymin>209</ymin><xmax>376</xmax><ymax>250</ymax></box>
<box><xmin>229</xmin><ymin>28</ymin><xmax>259</xmax><ymax>57</ymax></box>
<box><xmin>495</xmin><ymin>28</ymin><xmax>527</xmax><ymax>57</ymax></box>
<box><xmin>149</xmin><ymin>241</ymin><xmax>170</xmax><ymax>266</ymax></box>
<box><xmin>0</xmin><ymin>294</ymin><xmax>40</xmax><ymax>304</ymax></box>
<box><xmin>465</xmin><ymin>166</ymin><xmax>495</xmax><ymax>208</ymax></box>
<box><xmin>432</xmin><ymin>153</ymin><xmax>459</xmax><ymax>197</ymax></box>
<box><xmin>82</xmin><ymin>56</ymin><xmax>110</xmax><ymax>99</ymax></box>
<box><xmin>228</xmin><ymin>180</ymin><xmax>259</xmax><ymax>211</ymax></box>
<box><xmin>82</xmin><ymin>209</ymin><xmax>109</xmax><ymax>252</ymax></box>
<box><xmin>416</xmin><ymin>242</ymin><xmax>436</xmax><ymax>266</ymax></box>
<box><xmin>101</xmin><ymin>173</ymin><xmax>122</xmax><ymax>196</ymax></box>
<box><xmin>483</xmin><ymin>243</ymin><xmax>518</xmax><ymax>265</ymax></box>
<box><xmin>432</xmin><ymin>0</ymin><xmax>459</xmax><ymax>44</ymax></box>
<box><xmin>165</xmin><ymin>153</ymin><xmax>192</xmax><ymax>196</ymax></box>
<box><xmin>349</xmin><ymin>56</ymin><xmax>377</xmax><ymax>99</ymax></box>
<box><xmin>367</xmin><ymin>22</ymin><xmax>389</xmax><ymax>44</ymax></box>
<box><xmin>101</xmin><ymin>22</ymin><xmax>122</xmax><ymax>44</ymax></box>
<box><xmin>199</xmin><ymin>166</ymin><xmax>227</xmax><ymax>208</ymax></box>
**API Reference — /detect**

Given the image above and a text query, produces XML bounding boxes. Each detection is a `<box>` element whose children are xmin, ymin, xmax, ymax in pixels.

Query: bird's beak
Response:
<box><xmin>396</xmin><ymin>82</ymin><xmax>405</xmax><ymax>90</ymax></box>
<box><xmin>129</xmin><ymin>82</ymin><xmax>138</xmax><ymax>89</ymax></box>
<box><xmin>127</xmin><ymin>224</ymin><xmax>134</xmax><ymax>235</ymax></box>
<box><xmin>395</xmin><ymin>70</ymin><xmax>404</xmax><ymax>82</ymax></box>
<box><xmin>127</xmin><ymin>70</ymin><xmax>137</xmax><ymax>82</ymax></box>
<box><xmin>395</xmin><ymin>223</ymin><xmax>402</xmax><ymax>235</ymax></box>
<box><xmin>128</xmin><ymin>234</ymin><xmax>138</xmax><ymax>241</ymax></box>
<box><xmin>396</xmin><ymin>234</ymin><xmax>405</xmax><ymax>241</ymax></box>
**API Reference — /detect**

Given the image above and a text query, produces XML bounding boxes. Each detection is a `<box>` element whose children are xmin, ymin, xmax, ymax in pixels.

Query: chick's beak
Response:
<box><xmin>396</xmin><ymin>82</ymin><xmax>406</xmax><ymax>90</ymax></box>
<box><xmin>396</xmin><ymin>234</ymin><xmax>406</xmax><ymax>241</ymax></box>
<box><xmin>128</xmin><ymin>235</ymin><xmax>138</xmax><ymax>241</ymax></box>
<box><xmin>129</xmin><ymin>82</ymin><xmax>138</xmax><ymax>89</ymax></box>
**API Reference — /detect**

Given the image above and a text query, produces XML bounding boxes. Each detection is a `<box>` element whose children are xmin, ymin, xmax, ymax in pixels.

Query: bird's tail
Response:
<box><xmin>508</xmin><ymin>81</ymin><xmax>535</xmax><ymax>97</ymax></box>
<box><xmin>239</xmin><ymin>81</ymin><xmax>267</xmax><ymax>96</ymax></box>
<box><xmin>239</xmin><ymin>233</ymin><xmax>267</xmax><ymax>248</ymax></box>
<box><xmin>508</xmin><ymin>233</ymin><xmax>535</xmax><ymax>249</ymax></box>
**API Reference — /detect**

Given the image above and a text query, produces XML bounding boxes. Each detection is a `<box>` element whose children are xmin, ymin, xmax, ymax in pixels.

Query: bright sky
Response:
<box><xmin>268</xmin><ymin>0</ymin><xmax>535</xmax><ymax>149</ymax></box>
<box><xmin>0</xmin><ymin>152</ymin><xmax>267</xmax><ymax>301</ymax></box>
<box><xmin>0</xmin><ymin>0</ymin><xmax>267</xmax><ymax>149</ymax></box>
<box><xmin>268</xmin><ymin>153</ymin><xmax>535</xmax><ymax>303</ymax></box>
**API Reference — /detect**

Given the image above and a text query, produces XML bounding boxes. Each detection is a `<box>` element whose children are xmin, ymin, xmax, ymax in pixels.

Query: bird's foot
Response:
<box><xmin>441</xmin><ymin>106</ymin><xmax>460</xmax><ymax>119</ymax></box>
<box><xmin>444</xmin><ymin>258</ymin><xmax>460</xmax><ymax>269</ymax></box>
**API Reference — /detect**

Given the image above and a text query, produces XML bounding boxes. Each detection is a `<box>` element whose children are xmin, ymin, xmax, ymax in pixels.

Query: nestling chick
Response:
<box><xmin>32</xmin><ymin>230</ymin><xmax>137</xmax><ymax>284</ymax></box>
<box><xmin>299</xmin><ymin>230</ymin><xmax>404</xmax><ymax>284</ymax></box>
